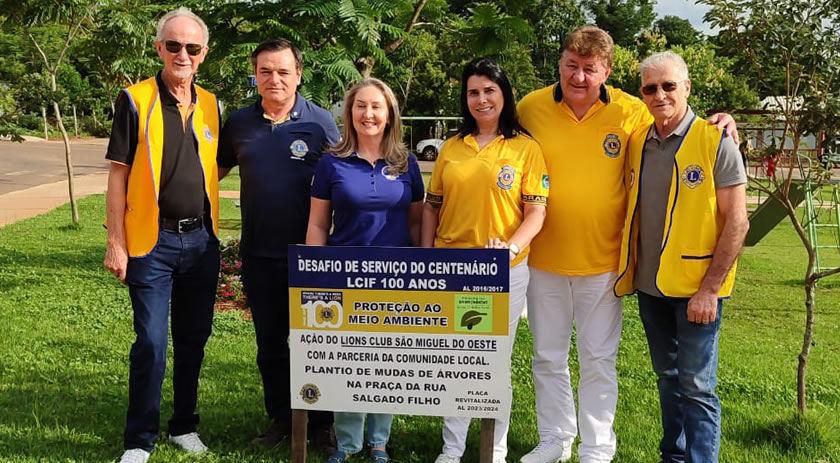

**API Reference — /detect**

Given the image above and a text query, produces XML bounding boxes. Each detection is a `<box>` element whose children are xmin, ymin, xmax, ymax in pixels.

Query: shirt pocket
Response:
<box><xmin>680</xmin><ymin>249</ymin><xmax>714</xmax><ymax>284</ymax></box>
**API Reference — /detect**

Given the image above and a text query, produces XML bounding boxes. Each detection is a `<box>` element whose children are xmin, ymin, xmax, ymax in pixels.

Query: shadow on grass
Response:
<box><xmin>734</xmin><ymin>412</ymin><xmax>840</xmax><ymax>459</ymax></box>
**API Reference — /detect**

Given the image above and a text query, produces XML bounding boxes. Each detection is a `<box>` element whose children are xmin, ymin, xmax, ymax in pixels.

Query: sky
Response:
<box><xmin>653</xmin><ymin>0</ymin><xmax>716</xmax><ymax>35</ymax></box>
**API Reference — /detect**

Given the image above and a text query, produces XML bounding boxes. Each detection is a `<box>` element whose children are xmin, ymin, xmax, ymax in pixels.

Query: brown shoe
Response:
<box><xmin>251</xmin><ymin>420</ymin><xmax>291</xmax><ymax>448</ymax></box>
<box><xmin>311</xmin><ymin>425</ymin><xmax>337</xmax><ymax>455</ymax></box>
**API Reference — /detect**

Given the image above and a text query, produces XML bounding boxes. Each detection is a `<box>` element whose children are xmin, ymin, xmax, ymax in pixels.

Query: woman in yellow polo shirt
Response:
<box><xmin>420</xmin><ymin>57</ymin><xmax>549</xmax><ymax>463</ymax></box>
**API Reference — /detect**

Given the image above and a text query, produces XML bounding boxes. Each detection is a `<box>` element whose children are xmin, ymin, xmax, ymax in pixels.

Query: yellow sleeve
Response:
<box><xmin>521</xmin><ymin>140</ymin><xmax>549</xmax><ymax>204</ymax></box>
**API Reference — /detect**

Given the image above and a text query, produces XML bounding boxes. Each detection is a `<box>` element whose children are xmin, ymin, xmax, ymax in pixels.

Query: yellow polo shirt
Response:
<box><xmin>518</xmin><ymin>84</ymin><xmax>652</xmax><ymax>275</ymax></box>
<box><xmin>426</xmin><ymin>133</ymin><xmax>549</xmax><ymax>267</ymax></box>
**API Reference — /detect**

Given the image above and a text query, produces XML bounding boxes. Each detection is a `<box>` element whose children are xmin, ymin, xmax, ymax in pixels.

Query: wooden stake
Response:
<box><xmin>41</xmin><ymin>107</ymin><xmax>48</xmax><ymax>141</ymax></box>
<box><xmin>291</xmin><ymin>409</ymin><xmax>308</xmax><ymax>463</ymax></box>
<box><xmin>479</xmin><ymin>418</ymin><xmax>495</xmax><ymax>463</ymax></box>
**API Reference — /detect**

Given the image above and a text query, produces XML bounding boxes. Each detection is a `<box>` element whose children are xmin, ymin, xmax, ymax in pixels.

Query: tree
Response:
<box><xmin>654</xmin><ymin>15</ymin><xmax>700</xmax><ymax>47</ymax></box>
<box><xmin>582</xmin><ymin>0</ymin><xmax>656</xmax><ymax>48</ymax></box>
<box><xmin>1</xmin><ymin>0</ymin><xmax>98</xmax><ymax>225</ymax></box>
<box><xmin>701</xmin><ymin>0</ymin><xmax>840</xmax><ymax>415</ymax></box>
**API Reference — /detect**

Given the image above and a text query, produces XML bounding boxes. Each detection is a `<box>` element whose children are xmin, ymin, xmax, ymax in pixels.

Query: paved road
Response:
<box><xmin>0</xmin><ymin>139</ymin><xmax>110</xmax><ymax>195</ymax></box>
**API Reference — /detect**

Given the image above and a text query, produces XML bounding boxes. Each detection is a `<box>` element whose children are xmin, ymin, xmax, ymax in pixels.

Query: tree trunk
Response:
<box><xmin>73</xmin><ymin>104</ymin><xmax>79</xmax><ymax>137</ymax></box>
<box><xmin>42</xmin><ymin>107</ymin><xmax>49</xmax><ymax>141</ymax></box>
<box><xmin>50</xmin><ymin>73</ymin><xmax>79</xmax><ymax>224</ymax></box>
<box><xmin>798</xmin><ymin>274</ymin><xmax>816</xmax><ymax>415</ymax></box>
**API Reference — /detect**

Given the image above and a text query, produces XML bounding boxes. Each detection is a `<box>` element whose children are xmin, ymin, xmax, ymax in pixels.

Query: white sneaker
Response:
<box><xmin>118</xmin><ymin>449</ymin><xmax>150</xmax><ymax>463</ymax></box>
<box><xmin>520</xmin><ymin>437</ymin><xmax>573</xmax><ymax>463</ymax></box>
<box><xmin>169</xmin><ymin>432</ymin><xmax>209</xmax><ymax>453</ymax></box>
<box><xmin>434</xmin><ymin>454</ymin><xmax>461</xmax><ymax>463</ymax></box>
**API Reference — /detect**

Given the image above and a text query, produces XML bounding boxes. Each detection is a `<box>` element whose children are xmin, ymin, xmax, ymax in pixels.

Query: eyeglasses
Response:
<box><xmin>164</xmin><ymin>40</ymin><xmax>203</xmax><ymax>56</ymax></box>
<box><xmin>641</xmin><ymin>80</ymin><xmax>684</xmax><ymax>96</ymax></box>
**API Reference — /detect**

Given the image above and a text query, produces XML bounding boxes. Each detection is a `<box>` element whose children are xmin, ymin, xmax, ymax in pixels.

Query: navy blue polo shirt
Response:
<box><xmin>311</xmin><ymin>153</ymin><xmax>425</xmax><ymax>247</ymax></box>
<box><xmin>218</xmin><ymin>93</ymin><xmax>340</xmax><ymax>258</ymax></box>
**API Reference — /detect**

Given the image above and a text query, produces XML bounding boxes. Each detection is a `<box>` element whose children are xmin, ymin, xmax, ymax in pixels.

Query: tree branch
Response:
<box><xmin>55</xmin><ymin>14</ymin><xmax>88</xmax><ymax>70</ymax></box>
<box><xmin>27</xmin><ymin>31</ymin><xmax>54</xmax><ymax>73</ymax></box>
<box><xmin>813</xmin><ymin>266</ymin><xmax>840</xmax><ymax>281</ymax></box>
<box><xmin>383</xmin><ymin>0</ymin><xmax>428</xmax><ymax>54</ymax></box>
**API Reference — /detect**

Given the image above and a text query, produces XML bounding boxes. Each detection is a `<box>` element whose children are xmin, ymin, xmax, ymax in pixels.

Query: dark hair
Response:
<box><xmin>458</xmin><ymin>57</ymin><xmax>525</xmax><ymax>139</ymax></box>
<box><xmin>250</xmin><ymin>39</ymin><xmax>303</xmax><ymax>71</ymax></box>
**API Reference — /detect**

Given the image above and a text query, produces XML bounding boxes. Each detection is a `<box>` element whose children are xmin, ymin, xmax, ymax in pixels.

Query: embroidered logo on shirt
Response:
<box><xmin>203</xmin><ymin>126</ymin><xmax>213</xmax><ymax>143</ymax></box>
<box><xmin>290</xmin><ymin>139</ymin><xmax>309</xmax><ymax>158</ymax></box>
<box><xmin>541</xmin><ymin>174</ymin><xmax>550</xmax><ymax>189</ymax></box>
<box><xmin>681</xmin><ymin>165</ymin><xmax>706</xmax><ymax>189</ymax></box>
<box><xmin>381</xmin><ymin>166</ymin><xmax>398</xmax><ymax>180</ymax></box>
<box><xmin>603</xmin><ymin>133</ymin><xmax>621</xmax><ymax>158</ymax></box>
<box><xmin>497</xmin><ymin>165</ymin><xmax>516</xmax><ymax>190</ymax></box>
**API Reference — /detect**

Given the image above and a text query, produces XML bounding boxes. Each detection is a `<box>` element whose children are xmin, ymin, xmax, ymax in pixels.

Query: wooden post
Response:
<box><xmin>479</xmin><ymin>418</ymin><xmax>495</xmax><ymax>463</ymax></box>
<box><xmin>291</xmin><ymin>409</ymin><xmax>308</xmax><ymax>463</ymax></box>
<box><xmin>41</xmin><ymin>107</ymin><xmax>48</xmax><ymax>141</ymax></box>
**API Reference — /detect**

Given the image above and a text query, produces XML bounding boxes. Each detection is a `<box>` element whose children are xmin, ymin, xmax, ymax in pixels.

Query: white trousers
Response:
<box><xmin>441</xmin><ymin>259</ymin><xmax>530</xmax><ymax>460</ymax></box>
<box><xmin>526</xmin><ymin>268</ymin><xmax>622</xmax><ymax>462</ymax></box>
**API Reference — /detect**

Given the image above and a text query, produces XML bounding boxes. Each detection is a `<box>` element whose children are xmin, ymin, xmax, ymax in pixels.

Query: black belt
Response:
<box><xmin>160</xmin><ymin>216</ymin><xmax>203</xmax><ymax>233</ymax></box>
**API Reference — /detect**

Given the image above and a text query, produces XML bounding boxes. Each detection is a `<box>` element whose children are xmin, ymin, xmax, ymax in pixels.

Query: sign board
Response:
<box><xmin>288</xmin><ymin>245</ymin><xmax>511</xmax><ymax>419</ymax></box>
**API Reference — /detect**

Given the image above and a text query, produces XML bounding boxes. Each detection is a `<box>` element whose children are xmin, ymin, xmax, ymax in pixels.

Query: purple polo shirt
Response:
<box><xmin>311</xmin><ymin>153</ymin><xmax>424</xmax><ymax>247</ymax></box>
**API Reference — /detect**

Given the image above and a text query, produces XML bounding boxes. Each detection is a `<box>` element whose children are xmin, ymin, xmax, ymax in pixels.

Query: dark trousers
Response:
<box><xmin>242</xmin><ymin>256</ymin><xmax>332</xmax><ymax>428</ymax></box>
<box><xmin>638</xmin><ymin>291</ymin><xmax>722</xmax><ymax>463</ymax></box>
<box><xmin>123</xmin><ymin>225</ymin><xmax>219</xmax><ymax>451</ymax></box>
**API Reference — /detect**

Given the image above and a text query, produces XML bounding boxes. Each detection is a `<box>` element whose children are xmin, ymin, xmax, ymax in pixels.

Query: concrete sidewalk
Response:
<box><xmin>0</xmin><ymin>172</ymin><xmax>109</xmax><ymax>227</ymax></box>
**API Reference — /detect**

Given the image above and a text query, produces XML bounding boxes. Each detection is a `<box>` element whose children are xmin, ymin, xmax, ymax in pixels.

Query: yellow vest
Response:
<box><xmin>615</xmin><ymin>115</ymin><xmax>737</xmax><ymax>298</ymax></box>
<box><xmin>121</xmin><ymin>76</ymin><xmax>220</xmax><ymax>257</ymax></box>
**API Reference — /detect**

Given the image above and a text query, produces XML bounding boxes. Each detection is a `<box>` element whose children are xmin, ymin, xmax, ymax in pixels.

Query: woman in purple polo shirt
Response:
<box><xmin>306</xmin><ymin>78</ymin><xmax>424</xmax><ymax>463</ymax></box>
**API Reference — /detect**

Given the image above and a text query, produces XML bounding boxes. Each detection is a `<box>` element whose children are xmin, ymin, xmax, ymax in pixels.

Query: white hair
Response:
<box><xmin>156</xmin><ymin>7</ymin><xmax>209</xmax><ymax>46</ymax></box>
<box><xmin>639</xmin><ymin>51</ymin><xmax>689</xmax><ymax>81</ymax></box>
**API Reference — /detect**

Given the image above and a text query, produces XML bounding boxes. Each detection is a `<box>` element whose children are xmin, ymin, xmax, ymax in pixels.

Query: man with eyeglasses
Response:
<box><xmin>615</xmin><ymin>51</ymin><xmax>748</xmax><ymax>463</ymax></box>
<box><xmin>217</xmin><ymin>39</ymin><xmax>340</xmax><ymax>452</ymax></box>
<box><xmin>103</xmin><ymin>7</ymin><xmax>220</xmax><ymax>463</ymax></box>
<box><xmin>516</xmin><ymin>27</ymin><xmax>738</xmax><ymax>463</ymax></box>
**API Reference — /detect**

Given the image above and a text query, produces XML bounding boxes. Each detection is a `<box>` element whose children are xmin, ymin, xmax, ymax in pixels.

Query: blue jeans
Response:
<box><xmin>637</xmin><ymin>291</ymin><xmax>722</xmax><ymax>463</ymax></box>
<box><xmin>334</xmin><ymin>412</ymin><xmax>392</xmax><ymax>454</ymax></box>
<box><xmin>123</xmin><ymin>223</ymin><xmax>219</xmax><ymax>451</ymax></box>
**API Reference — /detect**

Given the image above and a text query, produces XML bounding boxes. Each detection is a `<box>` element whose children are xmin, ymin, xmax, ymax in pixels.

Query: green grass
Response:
<box><xmin>0</xmin><ymin>196</ymin><xmax>839</xmax><ymax>462</ymax></box>
<box><xmin>220</xmin><ymin>167</ymin><xmax>241</xmax><ymax>192</ymax></box>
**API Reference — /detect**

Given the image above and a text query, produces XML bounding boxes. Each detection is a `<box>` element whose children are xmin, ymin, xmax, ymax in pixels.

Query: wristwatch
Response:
<box><xmin>509</xmin><ymin>243</ymin><xmax>521</xmax><ymax>256</ymax></box>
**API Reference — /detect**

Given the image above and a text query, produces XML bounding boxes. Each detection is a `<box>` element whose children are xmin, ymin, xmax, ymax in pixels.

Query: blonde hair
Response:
<box><xmin>562</xmin><ymin>25</ymin><xmax>614</xmax><ymax>68</ymax></box>
<box><xmin>331</xmin><ymin>78</ymin><xmax>409</xmax><ymax>174</ymax></box>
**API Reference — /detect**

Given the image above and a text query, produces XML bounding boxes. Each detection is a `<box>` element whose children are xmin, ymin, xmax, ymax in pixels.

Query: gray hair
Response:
<box><xmin>639</xmin><ymin>51</ymin><xmax>689</xmax><ymax>81</ymax></box>
<box><xmin>156</xmin><ymin>7</ymin><xmax>209</xmax><ymax>46</ymax></box>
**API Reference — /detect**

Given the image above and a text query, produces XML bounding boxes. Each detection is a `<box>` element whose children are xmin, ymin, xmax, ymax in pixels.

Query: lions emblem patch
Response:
<box><xmin>603</xmin><ymin>133</ymin><xmax>621</xmax><ymax>158</ymax></box>
<box><xmin>203</xmin><ymin>126</ymin><xmax>214</xmax><ymax>142</ymax></box>
<box><xmin>290</xmin><ymin>139</ymin><xmax>309</xmax><ymax>158</ymax></box>
<box><xmin>497</xmin><ymin>165</ymin><xmax>516</xmax><ymax>190</ymax></box>
<box><xmin>300</xmin><ymin>384</ymin><xmax>321</xmax><ymax>404</ymax></box>
<box><xmin>681</xmin><ymin>165</ymin><xmax>706</xmax><ymax>189</ymax></box>
<box><xmin>381</xmin><ymin>166</ymin><xmax>398</xmax><ymax>181</ymax></box>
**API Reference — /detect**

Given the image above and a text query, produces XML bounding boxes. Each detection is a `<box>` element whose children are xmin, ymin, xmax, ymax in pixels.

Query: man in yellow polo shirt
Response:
<box><xmin>517</xmin><ymin>26</ymin><xmax>737</xmax><ymax>463</ymax></box>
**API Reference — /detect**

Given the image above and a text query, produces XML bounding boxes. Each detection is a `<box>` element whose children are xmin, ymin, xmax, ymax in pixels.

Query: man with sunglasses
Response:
<box><xmin>217</xmin><ymin>39</ymin><xmax>340</xmax><ymax>452</ymax></box>
<box><xmin>516</xmin><ymin>26</ymin><xmax>738</xmax><ymax>463</ymax></box>
<box><xmin>615</xmin><ymin>51</ymin><xmax>748</xmax><ymax>463</ymax></box>
<box><xmin>104</xmin><ymin>7</ymin><xmax>220</xmax><ymax>463</ymax></box>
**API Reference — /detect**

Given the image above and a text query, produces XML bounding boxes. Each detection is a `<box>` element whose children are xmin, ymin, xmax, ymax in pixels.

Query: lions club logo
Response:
<box><xmin>381</xmin><ymin>166</ymin><xmax>398</xmax><ymax>180</ymax></box>
<box><xmin>203</xmin><ymin>126</ymin><xmax>213</xmax><ymax>143</ymax></box>
<box><xmin>290</xmin><ymin>139</ymin><xmax>309</xmax><ymax>158</ymax></box>
<box><xmin>681</xmin><ymin>165</ymin><xmax>705</xmax><ymax>189</ymax></box>
<box><xmin>603</xmin><ymin>133</ymin><xmax>621</xmax><ymax>158</ymax></box>
<box><xmin>497</xmin><ymin>165</ymin><xmax>516</xmax><ymax>190</ymax></box>
<box><xmin>300</xmin><ymin>384</ymin><xmax>321</xmax><ymax>404</ymax></box>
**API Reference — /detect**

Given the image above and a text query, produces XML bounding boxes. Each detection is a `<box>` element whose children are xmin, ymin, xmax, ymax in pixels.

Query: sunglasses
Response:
<box><xmin>641</xmin><ymin>80</ymin><xmax>684</xmax><ymax>96</ymax></box>
<box><xmin>164</xmin><ymin>40</ymin><xmax>203</xmax><ymax>56</ymax></box>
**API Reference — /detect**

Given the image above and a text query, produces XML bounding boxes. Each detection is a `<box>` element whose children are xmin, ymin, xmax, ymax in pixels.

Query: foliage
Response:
<box><xmin>218</xmin><ymin>237</ymin><xmax>245</xmax><ymax>305</ymax></box>
<box><xmin>582</xmin><ymin>0</ymin><xmax>656</xmax><ymax>48</ymax></box>
<box><xmin>654</xmin><ymin>15</ymin><xmax>701</xmax><ymax>47</ymax></box>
